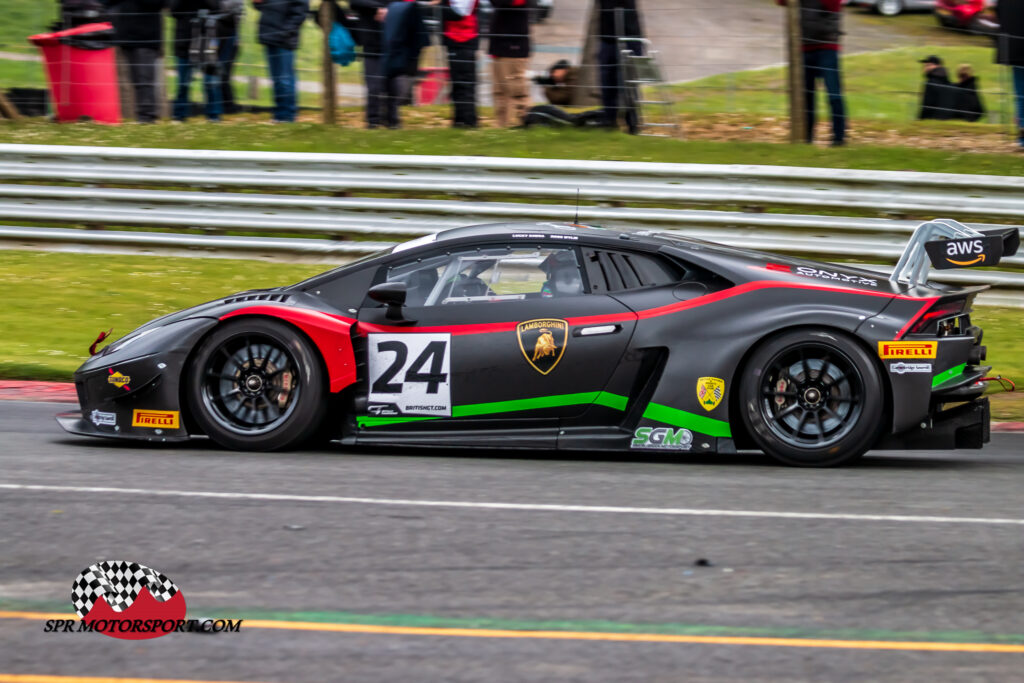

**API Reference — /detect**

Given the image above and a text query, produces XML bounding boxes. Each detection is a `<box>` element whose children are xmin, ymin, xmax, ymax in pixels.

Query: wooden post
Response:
<box><xmin>0</xmin><ymin>90</ymin><xmax>21</xmax><ymax>120</ymax></box>
<box><xmin>116</xmin><ymin>48</ymin><xmax>136</xmax><ymax>121</ymax></box>
<box><xmin>785</xmin><ymin>0</ymin><xmax>805</xmax><ymax>144</ymax></box>
<box><xmin>320</xmin><ymin>1</ymin><xmax>337</xmax><ymax>125</ymax></box>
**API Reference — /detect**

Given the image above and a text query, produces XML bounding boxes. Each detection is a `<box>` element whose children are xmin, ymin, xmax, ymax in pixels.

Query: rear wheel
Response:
<box><xmin>739</xmin><ymin>329</ymin><xmax>884</xmax><ymax>467</ymax></box>
<box><xmin>187</xmin><ymin>318</ymin><xmax>326</xmax><ymax>451</ymax></box>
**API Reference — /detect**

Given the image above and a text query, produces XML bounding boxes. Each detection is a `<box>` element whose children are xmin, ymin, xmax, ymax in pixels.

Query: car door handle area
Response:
<box><xmin>574</xmin><ymin>324</ymin><xmax>622</xmax><ymax>337</ymax></box>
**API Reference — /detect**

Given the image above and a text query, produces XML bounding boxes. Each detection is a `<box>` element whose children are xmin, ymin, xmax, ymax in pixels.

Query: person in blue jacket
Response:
<box><xmin>252</xmin><ymin>0</ymin><xmax>308</xmax><ymax>122</ymax></box>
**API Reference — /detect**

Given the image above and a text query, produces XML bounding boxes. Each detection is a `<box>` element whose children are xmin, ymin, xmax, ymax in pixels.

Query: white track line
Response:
<box><xmin>1</xmin><ymin>483</ymin><xmax>1022</xmax><ymax>526</ymax></box>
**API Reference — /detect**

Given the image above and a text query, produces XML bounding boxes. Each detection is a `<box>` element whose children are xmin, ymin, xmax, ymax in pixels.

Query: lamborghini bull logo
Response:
<box><xmin>517</xmin><ymin>319</ymin><xmax>568</xmax><ymax>375</ymax></box>
<box><xmin>533</xmin><ymin>330</ymin><xmax>557</xmax><ymax>361</ymax></box>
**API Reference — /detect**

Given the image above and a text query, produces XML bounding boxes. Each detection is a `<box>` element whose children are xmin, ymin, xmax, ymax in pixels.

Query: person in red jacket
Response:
<box><xmin>779</xmin><ymin>0</ymin><xmax>846</xmax><ymax>146</ymax></box>
<box><xmin>430</xmin><ymin>0</ymin><xmax>480</xmax><ymax>128</ymax></box>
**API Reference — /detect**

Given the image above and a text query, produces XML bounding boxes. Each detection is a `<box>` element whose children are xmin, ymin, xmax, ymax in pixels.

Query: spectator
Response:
<box><xmin>489</xmin><ymin>0</ymin><xmax>532</xmax><ymax>127</ymax></box>
<box><xmin>596</xmin><ymin>0</ymin><xmax>643</xmax><ymax>133</ymax></box>
<box><xmin>996</xmin><ymin>0</ymin><xmax>1024</xmax><ymax>149</ymax></box>
<box><xmin>953</xmin><ymin>64</ymin><xmax>985</xmax><ymax>122</ymax></box>
<box><xmin>102</xmin><ymin>0</ymin><xmax>167</xmax><ymax>123</ymax></box>
<box><xmin>350</xmin><ymin>0</ymin><xmax>400</xmax><ymax>128</ymax></box>
<box><xmin>170</xmin><ymin>0</ymin><xmax>222</xmax><ymax>122</ymax></box>
<box><xmin>779</xmin><ymin>0</ymin><xmax>846</xmax><ymax>147</ymax></box>
<box><xmin>534</xmin><ymin>59</ymin><xmax>578</xmax><ymax>106</ymax></box>
<box><xmin>218</xmin><ymin>0</ymin><xmax>245</xmax><ymax>114</ymax></box>
<box><xmin>918</xmin><ymin>55</ymin><xmax>954</xmax><ymax>120</ymax></box>
<box><xmin>433</xmin><ymin>0</ymin><xmax>481</xmax><ymax>128</ymax></box>
<box><xmin>252</xmin><ymin>0</ymin><xmax>309</xmax><ymax>123</ymax></box>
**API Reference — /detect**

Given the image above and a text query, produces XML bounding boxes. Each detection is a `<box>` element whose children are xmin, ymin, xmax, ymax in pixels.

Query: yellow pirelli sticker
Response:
<box><xmin>131</xmin><ymin>409</ymin><xmax>180</xmax><ymax>429</ymax></box>
<box><xmin>878</xmin><ymin>341</ymin><xmax>938</xmax><ymax>360</ymax></box>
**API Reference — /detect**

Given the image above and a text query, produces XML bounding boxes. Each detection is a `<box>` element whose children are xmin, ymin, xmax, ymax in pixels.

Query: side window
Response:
<box><xmin>583</xmin><ymin>249</ymin><xmax>681</xmax><ymax>293</ymax></box>
<box><xmin>386</xmin><ymin>246</ymin><xmax>585</xmax><ymax>307</ymax></box>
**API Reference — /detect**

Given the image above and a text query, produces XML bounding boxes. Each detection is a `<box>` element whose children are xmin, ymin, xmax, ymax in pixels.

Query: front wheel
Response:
<box><xmin>739</xmin><ymin>329</ymin><xmax>884</xmax><ymax>467</ymax></box>
<box><xmin>187</xmin><ymin>318</ymin><xmax>326</xmax><ymax>451</ymax></box>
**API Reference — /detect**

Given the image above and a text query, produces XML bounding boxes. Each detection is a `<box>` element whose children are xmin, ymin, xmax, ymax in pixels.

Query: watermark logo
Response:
<box><xmin>70</xmin><ymin>561</ymin><xmax>186</xmax><ymax>640</ymax></box>
<box><xmin>47</xmin><ymin>561</ymin><xmax>243</xmax><ymax>638</ymax></box>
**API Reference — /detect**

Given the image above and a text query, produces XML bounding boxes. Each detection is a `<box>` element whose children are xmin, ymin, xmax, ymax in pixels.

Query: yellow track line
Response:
<box><xmin>3</xmin><ymin>611</ymin><xmax>1023</xmax><ymax>654</ymax></box>
<box><xmin>0</xmin><ymin>677</ymin><xmax>258</xmax><ymax>683</ymax></box>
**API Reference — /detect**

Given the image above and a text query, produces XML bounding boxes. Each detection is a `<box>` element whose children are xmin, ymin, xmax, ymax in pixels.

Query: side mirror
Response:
<box><xmin>368</xmin><ymin>282</ymin><xmax>409</xmax><ymax>322</ymax></box>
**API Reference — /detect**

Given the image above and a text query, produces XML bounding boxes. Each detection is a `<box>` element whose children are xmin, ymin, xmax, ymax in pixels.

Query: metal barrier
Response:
<box><xmin>0</xmin><ymin>144</ymin><xmax>1020</xmax><ymax>305</ymax></box>
<box><xmin>2</xmin><ymin>144</ymin><xmax>1024</xmax><ymax>216</ymax></box>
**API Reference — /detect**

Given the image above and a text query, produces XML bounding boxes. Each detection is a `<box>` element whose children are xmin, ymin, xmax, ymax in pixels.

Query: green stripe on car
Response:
<box><xmin>357</xmin><ymin>391</ymin><xmax>629</xmax><ymax>428</ymax></box>
<box><xmin>932</xmin><ymin>363</ymin><xmax>967</xmax><ymax>389</ymax></box>
<box><xmin>641</xmin><ymin>402</ymin><xmax>732</xmax><ymax>438</ymax></box>
<box><xmin>357</xmin><ymin>391</ymin><xmax>732</xmax><ymax>439</ymax></box>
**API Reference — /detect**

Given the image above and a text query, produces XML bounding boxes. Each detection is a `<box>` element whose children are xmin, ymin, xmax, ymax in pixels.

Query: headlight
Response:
<box><xmin>104</xmin><ymin>327</ymin><xmax>161</xmax><ymax>355</ymax></box>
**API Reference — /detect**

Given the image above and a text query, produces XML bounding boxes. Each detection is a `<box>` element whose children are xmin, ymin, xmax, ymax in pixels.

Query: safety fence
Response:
<box><xmin>0</xmin><ymin>143</ymin><xmax>1021</xmax><ymax>306</ymax></box>
<box><xmin>2</xmin><ymin>2</ymin><xmax>1020</xmax><ymax>132</ymax></box>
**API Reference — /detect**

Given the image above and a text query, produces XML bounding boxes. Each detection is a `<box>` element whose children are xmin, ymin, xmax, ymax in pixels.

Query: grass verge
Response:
<box><xmin>673</xmin><ymin>45</ymin><xmax>1017</xmax><ymax>124</ymax></box>
<box><xmin>1</xmin><ymin>251</ymin><xmax>1021</xmax><ymax>420</ymax></box>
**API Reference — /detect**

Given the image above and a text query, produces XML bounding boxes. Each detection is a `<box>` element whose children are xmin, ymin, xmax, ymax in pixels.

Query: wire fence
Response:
<box><xmin>0</xmin><ymin>1</ymin><xmax>1021</xmax><ymax>138</ymax></box>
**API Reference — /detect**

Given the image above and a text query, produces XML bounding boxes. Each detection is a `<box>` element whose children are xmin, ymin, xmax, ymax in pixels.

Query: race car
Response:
<box><xmin>57</xmin><ymin>219</ymin><xmax>1018</xmax><ymax>466</ymax></box>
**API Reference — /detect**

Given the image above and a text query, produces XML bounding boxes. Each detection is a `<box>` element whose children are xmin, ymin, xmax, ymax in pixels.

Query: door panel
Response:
<box><xmin>358</xmin><ymin>296</ymin><xmax>636</xmax><ymax>427</ymax></box>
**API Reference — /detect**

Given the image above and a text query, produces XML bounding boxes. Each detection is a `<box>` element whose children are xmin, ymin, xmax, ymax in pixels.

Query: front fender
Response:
<box><xmin>218</xmin><ymin>306</ymin><xmax>357</xmax><ymax>393</ymax></box>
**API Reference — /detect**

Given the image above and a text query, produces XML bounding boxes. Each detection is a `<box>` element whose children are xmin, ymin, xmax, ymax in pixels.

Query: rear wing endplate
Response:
<box><xmin>890</xmin><ymin>219</ymin><xmax>1020</xmax><ymax>288</ymax></box>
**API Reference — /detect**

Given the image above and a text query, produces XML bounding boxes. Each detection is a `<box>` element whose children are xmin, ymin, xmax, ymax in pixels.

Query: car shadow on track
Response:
<box><xmin>50</xmin><ymin>437</ymin><xmax>1004</xmax><ymax>471</ymax></box>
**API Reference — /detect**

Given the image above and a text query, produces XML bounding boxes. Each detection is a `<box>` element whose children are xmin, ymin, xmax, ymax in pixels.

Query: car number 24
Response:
<box><xmin>367</xmin><ymin>334</ymin><xmax>452</xmax><ymax>417</ymax></box>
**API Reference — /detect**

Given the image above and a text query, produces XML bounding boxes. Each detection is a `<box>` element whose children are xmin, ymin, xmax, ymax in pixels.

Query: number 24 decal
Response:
<box><xmin>371</xmin><ymin>339</ymin><xmax>448</xmax><ymax>394</ymax></box>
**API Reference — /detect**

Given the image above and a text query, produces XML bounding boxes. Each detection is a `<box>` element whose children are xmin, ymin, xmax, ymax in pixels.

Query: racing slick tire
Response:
<box><xmin>739</xmin><ymin>328</ymin><xmax>884</xmax><ymax>467</ymax></box>
<box><xmin>187</xmin><ymin>318</ymin><xmax>327</xmax><ymax>451</ymax></box>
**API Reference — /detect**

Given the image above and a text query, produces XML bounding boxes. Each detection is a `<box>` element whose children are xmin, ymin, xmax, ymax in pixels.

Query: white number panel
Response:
<box><xmin>367</xmin><ymin>334</ymin><xmax>451</xmax><ymax>417</ymax></box>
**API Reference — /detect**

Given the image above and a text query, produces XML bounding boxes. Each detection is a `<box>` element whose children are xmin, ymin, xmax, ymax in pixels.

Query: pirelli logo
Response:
<box><xmin>131</xmin><ymin>409</ymin><xmax>180</xmax><ymax>429</ymax></box>
<box><xmin>878</xmin><ymin>341</ymin><xmax>938</xmax><ymax>360</ymax></box>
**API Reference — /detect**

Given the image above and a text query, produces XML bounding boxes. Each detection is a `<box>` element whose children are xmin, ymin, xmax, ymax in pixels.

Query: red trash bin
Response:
<box><xmin>415</xmin><ymin>67</ymin><xmax>450</xmax><ymax>106</ymax></box>
<box><xmin>28</xmin><ymin>22</ymin><xmax>121</xmax><ymax>124</ymax></box>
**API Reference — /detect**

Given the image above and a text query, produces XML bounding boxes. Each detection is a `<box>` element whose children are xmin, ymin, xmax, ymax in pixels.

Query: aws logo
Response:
<box><xmin>944</xmin><ymin>239</ymin><xmax>985</xmax><ymax>266</ymax></box>
<box><xmin>925</xmin><ymin>235</ymin><xmax>1001</xmax><ymax>270</ymax></box>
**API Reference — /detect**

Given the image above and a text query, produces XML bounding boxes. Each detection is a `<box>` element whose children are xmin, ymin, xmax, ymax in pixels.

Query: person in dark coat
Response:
<box><xmin>918</xmin><ymin>55</ymin><xmax>955</xmax><ymax>120</ymax></box>
<box><xmin>489</xmin><ymin>0</ymin><xmax>532</xmax><ymax>127</ymax></box>
<box><xmin>170</xmin><ymin>0</ymin><xmax>222</xmax><ymax>121</ymax></box>
<box><xmin>596</xmin><ymin>0</ymin><xmax>642</xmax><ymax>132</ymax></box>
<box><xmin>778</xmin><ymin>0</ymin><xmax>846</xmax><ymax>146</ymax></box>
<box><xmin>252</xmin><ymin>0</ymin><xmax>308</xmax><ymax>122</ymax></box>
<box><xmin>216</xmin><ymin>0</ymin><xmax>245</xmax><ymax>114</ymax></box>
<box><xmin>996</xmin><ymin>0</ymin><xmax>1024</xmax><ymax>147</ymax></box>
<box><xmin>101</xmin><ymin>0</ymin><xmax>166</xmax><ymax>122</ymax></box>
<box><xmin>350</xmin><ymin>0</ymin><xmax>401</xmax><ymax>128</ymax></box>
<box><xmin>430</xmin><ymin>0</ymin><xmax>481</xmax><ymax>128</ymax></box>
<box><xmin>952</xmin><ymin>64</ymin><xmax>985</xmax><ymax>122</ymax></box>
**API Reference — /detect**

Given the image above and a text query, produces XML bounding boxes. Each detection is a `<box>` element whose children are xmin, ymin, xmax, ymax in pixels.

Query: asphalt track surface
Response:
<box><xmin>2</xmin><ymin>400</ymin><xmax>1023</xmax><ymax>682</ymax></box>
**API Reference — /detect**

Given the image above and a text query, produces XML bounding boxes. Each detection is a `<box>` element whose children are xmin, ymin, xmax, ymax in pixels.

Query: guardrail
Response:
<box><xmin>0</xmin><ymin>144</ymin><xmax>1021</xmax><ymax>305</ymax></box>
<box><xmin>2</xmin><ymin>144</ymin><xmax>1024</xmax><ymax>217</ymax></box>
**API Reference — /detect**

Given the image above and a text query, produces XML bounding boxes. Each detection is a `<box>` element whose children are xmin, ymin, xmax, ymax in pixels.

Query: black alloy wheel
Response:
<box><xmin>188</xmin><ymin>319</ymin><xmax>326</xmax><ymax>451</ymax></box>
<box><xmin>739</xmin><ymin>329</ymin><xmax>884</xmax><ymax>466</ymax></box>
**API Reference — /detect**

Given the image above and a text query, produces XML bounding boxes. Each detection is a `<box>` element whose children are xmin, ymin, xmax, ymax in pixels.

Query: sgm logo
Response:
<box><xmin>631</xmin><ymin>427</ymin><xmax>693</xmax><ymax>451</ymax></box>
<box><xmin>945</xmin><ymin>239</ymin><xmax>985</xmax><ymax>266</ymax></box>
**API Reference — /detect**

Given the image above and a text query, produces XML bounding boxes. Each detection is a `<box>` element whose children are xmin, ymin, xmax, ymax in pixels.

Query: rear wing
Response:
<box><xmin>890</xmin><ymin>219</ymin><xmax>1020</xmax><ymax>288</ymax></box>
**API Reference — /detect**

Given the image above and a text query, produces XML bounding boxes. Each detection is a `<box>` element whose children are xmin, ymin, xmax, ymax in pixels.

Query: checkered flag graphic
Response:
<box><xmin>71</xmin><ymin>561</ymin><xmax>179</xmax><ymax>618</ymax></box>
